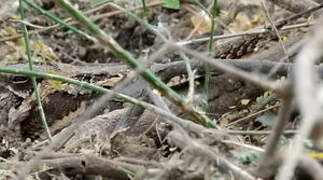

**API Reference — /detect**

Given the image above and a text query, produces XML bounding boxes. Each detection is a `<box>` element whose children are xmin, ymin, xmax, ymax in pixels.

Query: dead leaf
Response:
<box><xmin>191</xmin><ymin>11</ymin><xmax>212</xmax><ymax>35</ymax></box>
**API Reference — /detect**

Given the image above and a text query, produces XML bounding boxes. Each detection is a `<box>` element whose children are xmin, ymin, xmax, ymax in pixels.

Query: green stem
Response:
<box><xmin>22</xmin><ymin>0</ymin><xmax>216</xmax><ymax>128</ymax></box>
<box><xmin>21</xmin><ymin>0</ymin><xmax>91</xmax><ymax>39</ymax></box>
<box><xmin>141</xmin><ymin>0</ymin><xmax>149</xmax><ymax>19</ymax></box>
<box><xmin>55</xmin><ymin>0</ymin><xmax>215</xmax><ymax>127</ymax></box>
<box><xmin>196</xmin><ymin>0</ymin><xmax>219</xmax><ymax>111</ymax></box>
<box><xmin>19</xmin><ymin>0</ymin><xmax>52</xmax><ymax>140</ymax></box>
<box><xmin>193</xmin><ymin>0</ymin><xmax>212</xmax><ymax>17</ymax></box>
<box><xmin>0</xmin><ymin>67</ymin><xmax>169</xmax><ymax>111</ymax></box>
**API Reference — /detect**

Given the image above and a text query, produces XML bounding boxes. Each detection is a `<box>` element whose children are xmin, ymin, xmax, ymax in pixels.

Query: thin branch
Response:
<box><xmin>226</xmin><ymin>130</ymin><xmax>297</xmax><ymax>136</ymax></box>
<box><xmin>0</xmin><ymin>1</ymin><xmax>163</xmax><ymax>43</ymax></box>
<box><xmin>170</xmin><ymin>43</ymin><xmax>286</xmax><ymax>95</ymax></box>
<box><xmin>7</xmin><ymin>153</ymin><xmax>141</xmax><ymax>179</ymax></box>
<box><xmin>277</xmin><ymin>17</ymin><xmax>323</xmax><ymax>180</ymax></box>
<box><xmin>0</xmin><ymin>68</ymin><xmax>221</xmax><ymax>180</ymax></box>
<box><xmin>262</xmin><ymin>0</ymin><xmax>290</xmax><ymax>77</ymax></box>
<box><xmin>177</xmin><ymin>22</ymin><xmax>313</xmax><ymax>46</ymax></box>
<box><xmin>268</xmin><ymin>0</ymin><xmax>320</xmax><ymax>24</ymax></box>
<box><xmin>168</xmin><ymin>129</ymin><xmax>259</xmax><ymax>180</ymax></box>
<box><xmin>259</xmin><ymin>90</ymin><xmax>293</xmax><ymax>170</ymax></box>
<box><xmin>226</xmin><ymin>103</ymin><xmax>280</xmax><ymax>127</ymax></box>
<box><xmin>180</xmin><ymin>52</ymin><xmax>195</xmax><ymax>103</ymax></box>
<box><xmin>54</xmin><ymin>0</ymin><xmax>216</xmax><ymax>128</ymax></box>
<box><xmin>221</xmin><ymin>140</ymin><xmax>265</xmax><ymax>152</ymax></box>
<box><xmin>21</xmin><ymin>0</ymin><xmax>94</xmax><ymax>40</ymax></box>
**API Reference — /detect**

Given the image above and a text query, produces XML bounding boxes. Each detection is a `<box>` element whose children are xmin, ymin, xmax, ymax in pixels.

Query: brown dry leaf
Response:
<box><xmin>96</xmin><ymin>74</ymin><xmax>124</xmax><ymax>87</ymax></box>
<box><xmin>234</xmin><ymin>13</ymin><xmax>253</xmax><ymax>31</ymax></box>
<box><xmin>229</xmin><ymin>8</ymin><xmax>265</xmax><ymax>31</ymax></box>
<box><xmin>240</xmin><ymin>99</ymin><xmax>251</xmax><ymax>106</ymax></box>
<box><xmin>190</xmin><ymin>11</ymin><xmax>212</xmax><ymax>35</ymax></box>
<box><xmin>219</xmin><ymin>111</ymin><xmax>241</xmax><ymax>127</ymax></box>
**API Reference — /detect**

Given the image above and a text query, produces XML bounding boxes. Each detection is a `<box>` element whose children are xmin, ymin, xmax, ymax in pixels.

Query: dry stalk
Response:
<box><xmin>277</xmin><ymin>16</ymin><xmax>323</xmax><ymax>180</ymax></box>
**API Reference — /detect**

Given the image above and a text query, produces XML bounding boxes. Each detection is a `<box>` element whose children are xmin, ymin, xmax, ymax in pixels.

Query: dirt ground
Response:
<box><xmin>0</xmin><ymin>0</ymin><xmax>321</xmax><ymax>179</ymax></box>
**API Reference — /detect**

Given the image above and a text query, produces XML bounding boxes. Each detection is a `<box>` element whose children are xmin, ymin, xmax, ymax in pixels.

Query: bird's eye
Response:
<box><xmin>12</xmin><ymin>76</ymin><xmax>29</xmax><ymax>84</ymax></box>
